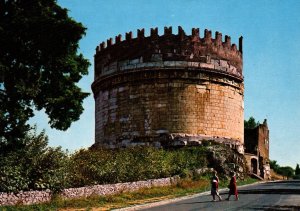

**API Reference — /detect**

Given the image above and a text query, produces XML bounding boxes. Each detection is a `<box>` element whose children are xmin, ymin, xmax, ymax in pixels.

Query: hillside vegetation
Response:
<box><xmin>0</xmin><ymin>129</ymin><xmax>246</xmax><ymax>193</ymax></box>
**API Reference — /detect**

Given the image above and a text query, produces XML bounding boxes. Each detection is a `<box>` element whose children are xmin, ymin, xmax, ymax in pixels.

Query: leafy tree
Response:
<box><xmin>244</xmin><ymin>116</ymin><xmax>260</xmax><ymax>129</ymax></box>
<box><xmin>277</xmin><ymin>166</ymin><xmax>294</xmax><ymax>179</ymax></box>
<box><xmin>0</xmin><ymin>0</ymin><xmax>90</xmax><ymax>143</ymax></box>
<box><xmin>270</xmin><ymin>160</ymin><xmax>295</xmax><ymax>179</ymax></box>
<box><xmin>295</xmin><ymin>164</ymin><xmax>300</xmax><ymax>175</ymax></box>
<box><xmin>270</xmin><ymin>160</ymin><xmax>280</xmax><ymax>172</ymax></box>
<box><xmin>0</xmin><ymin>127</ymin><xmax>69</xmax><ymax>192</ymax></box>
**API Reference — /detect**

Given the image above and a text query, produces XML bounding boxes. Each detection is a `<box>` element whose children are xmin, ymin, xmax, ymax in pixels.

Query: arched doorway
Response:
<box><xmin>251</xmin><ymin>158</ymin><xmax>258</xmax><ymax>174</ymax></box>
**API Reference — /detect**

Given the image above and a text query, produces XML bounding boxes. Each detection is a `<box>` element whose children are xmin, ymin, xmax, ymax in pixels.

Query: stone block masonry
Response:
<box><xmin>92</xmin><ymin>26</ymin><xmax>244</xmax><ymax>151</ymax></box>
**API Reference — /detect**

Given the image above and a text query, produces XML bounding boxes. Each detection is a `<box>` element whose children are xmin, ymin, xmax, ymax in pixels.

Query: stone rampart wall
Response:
<box><xmin>0</xmin><ymin>177</ymin><xmax>178</xmax><ymax>206</ymax></box>
<box><xmin>0</xmin><ymin>190</ymin><xmax>51</xmax><ymax>206</ymax></box>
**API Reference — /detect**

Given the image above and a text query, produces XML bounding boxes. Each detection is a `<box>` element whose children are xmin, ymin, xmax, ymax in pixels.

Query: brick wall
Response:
<box><xmin>257</xmin><ymin>122</ymin><xmax>269</xmax><ymax>163</ymax></box>
<box><xmin>244</xmin><ymin>120</ymin><xmax>270</xmax><ymax>178</ymax></box>
<box><xmin>244</xmin><ymin>121</ymin><xmax>269</xmax><ymax>162</ymax></box>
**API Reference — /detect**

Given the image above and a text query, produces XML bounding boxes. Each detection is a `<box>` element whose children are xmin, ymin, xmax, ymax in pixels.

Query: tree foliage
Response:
<box><xmin>244</xmin><ymin>116</ymin><xmax>260</xmax><ymax>129</ymax></box>
<box><xmin>270</xmin><ymin>160</ymin><xmax>280</xmax><ymax>172</ymax></box>
<box><xmin>295</xmin><ymin>164</ymin><xmax>300</xmax><ymax>175</ymax></box>
<box><xmin>0</xmin><ymin>0</ymin><xmax>90</xmax><ymax>143</ymax></box>
<box><xmin>270</xmin><ymin>160</ymin><xmax>295</xmax><ymax>179</ymax></box>
<box><xmin>0</xmin><ymin>127</ymin><xmax>69</xmax><ymax>193</ymax></box>
<box><xmin>277</xmin><ymin>166</ymin><xmax>294</xmax><ymax>179</ymax></box>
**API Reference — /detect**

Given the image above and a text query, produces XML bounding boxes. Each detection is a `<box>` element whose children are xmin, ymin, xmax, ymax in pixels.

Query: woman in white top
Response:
<box><xmin>211</xmin><ymin>170</ymin><xmax>222</xmax><ymax>201</ymax></box>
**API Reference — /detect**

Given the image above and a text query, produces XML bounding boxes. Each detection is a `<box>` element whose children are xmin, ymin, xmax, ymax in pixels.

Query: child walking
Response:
<box><xmin>211</xmin><ymin>170</ymin><xmax>222</xmax><ymax>201</ymax></box>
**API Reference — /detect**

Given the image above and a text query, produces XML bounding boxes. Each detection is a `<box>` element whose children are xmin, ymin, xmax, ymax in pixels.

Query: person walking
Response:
<box><xmin>226</xmin><ymin>171</ymin><xmax>239</xmax><ymax>201</ymax></box>
<box><xmin>211</xmin><ymin>170</ymin><xmax>222</xmax><ymax>201</ymax></box>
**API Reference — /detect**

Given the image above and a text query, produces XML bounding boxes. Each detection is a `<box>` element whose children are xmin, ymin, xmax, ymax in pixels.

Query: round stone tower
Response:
<box><xmin>92</xmin><ymin>26</ymin><xmax>244</xmax><ymax>151</ymax></box>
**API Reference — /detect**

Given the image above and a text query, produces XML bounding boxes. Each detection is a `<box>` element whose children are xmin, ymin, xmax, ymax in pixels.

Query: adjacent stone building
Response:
<box><xmin>244</xmin><ymin>119</ymin><xmax>270</xmax><ymax>179</ymax></box>
<box><xmin>92</xmin><ymin>26</ymin><xmax>244</xmax><ymax>151</ymax></box>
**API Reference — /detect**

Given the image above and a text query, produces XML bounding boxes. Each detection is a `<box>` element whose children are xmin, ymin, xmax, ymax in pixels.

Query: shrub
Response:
<box><xmin>68</xmin><ymin>146</ymin><xmax>208</xmax><ymax>187</ymax></box>
<box><xmin>0</xmin><ymin>128</ymin><xmax>69</xmax><ymax>192</ymax></box>
<box><xmin>67</xmin><ymin>148</ymin><xmax>116</xmax><ymax>187</ymax></box>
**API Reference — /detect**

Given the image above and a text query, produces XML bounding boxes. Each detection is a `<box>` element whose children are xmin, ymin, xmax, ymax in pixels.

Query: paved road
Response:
<box><xmin>133</xmin><ymin>180</ymin><xmax>300</xmax><ymax>211</ymax></box>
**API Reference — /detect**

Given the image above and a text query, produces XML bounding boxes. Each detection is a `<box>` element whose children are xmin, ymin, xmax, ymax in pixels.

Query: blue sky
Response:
<box><xmin>30</xmin><ymin>0</ymin><xmax>300</xmax><ymax>167</ymax></box>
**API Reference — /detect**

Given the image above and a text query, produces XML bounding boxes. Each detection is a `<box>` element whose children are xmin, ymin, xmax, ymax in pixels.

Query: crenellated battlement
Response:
<box><xmin>95</xmin><ymin>26</ymin><xmax>242</xmax><ymax>54</ymax></box>
<box><xmin>94</xmin><ymin>26</ymin><xmax>243</xmax><ymax>80</ymax></box>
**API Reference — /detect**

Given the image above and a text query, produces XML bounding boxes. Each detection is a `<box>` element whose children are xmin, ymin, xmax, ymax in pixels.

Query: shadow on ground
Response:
<box><xmin>249</xmin><ymin>205</ymin><xmax>300</xmax><ymax>211</ymax></box>
<box><xmin>177</xmin><ymin>200</ymin><xmax>223</xmax><ymax>206</ymax></box>
<box><xmin>238</xmin><ymin>188</ymin><xmax>300</xmax><ymax>195</ymax></box>
<box><xmin>237</xmin><ymin>180</ymin><xmax>300</xmax><ymax>195</ymax></box>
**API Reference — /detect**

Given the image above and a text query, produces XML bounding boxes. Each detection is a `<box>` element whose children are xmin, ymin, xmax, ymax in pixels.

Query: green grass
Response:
<box><xmin>1</xmin><ymin>177</ymin><xmax>258</xmax><ymax>211</ymax></box>
<box><xmin>236</xmin><ymin>177</ymin><xmax>259</xmax><ymax>186</ymax></box>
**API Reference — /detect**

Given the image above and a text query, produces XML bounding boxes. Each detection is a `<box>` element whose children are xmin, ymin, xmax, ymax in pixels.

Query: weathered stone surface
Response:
<box><xmin>93</xmin><ymin>77</ymin><xmax>244</xmax><ymax>149</ymax></box>
<box><xmin>0</xmin><ymin>177</ymin><xmax>179</xmax><ymax>206</ymax></box>
<box><xmin>92</xmin><ymin>26</ymin><xmax>244</xmax><ymax>150</ymax></box>
<box><xmin>206</xmin><ymin>144</ymin><xmax>247</xmax><ymax>179</ymax></box>
<box><xmin>0</xmin><ymin>190</ymin><xmax>51</xmax><ymax>206</ymax></box>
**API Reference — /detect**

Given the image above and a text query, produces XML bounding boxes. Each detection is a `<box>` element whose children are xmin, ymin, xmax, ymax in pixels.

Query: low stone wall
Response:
<box><xmin>0</xmin><ymin>176</ymin><xmax>179</xmax><ymax>206</ymax></box>
<box><xmin>0</xmin><ymin>190</ymin><xmax>52</xmax><ymax>206</ymax></box>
